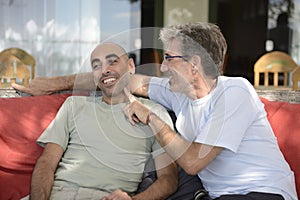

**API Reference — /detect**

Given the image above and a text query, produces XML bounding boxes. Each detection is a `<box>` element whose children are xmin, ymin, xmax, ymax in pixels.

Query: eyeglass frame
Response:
<box><xmin>163</xmin><ymin>54</ymin><xmax>189</xmax><ymax>62</ymax></box>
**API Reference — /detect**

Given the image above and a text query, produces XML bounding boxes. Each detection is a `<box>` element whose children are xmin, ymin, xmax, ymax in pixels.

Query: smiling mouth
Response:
<box><xmin>101</xmin><ymin>77</ymin><xmax>117</xmax><ymax>86</ymax></box>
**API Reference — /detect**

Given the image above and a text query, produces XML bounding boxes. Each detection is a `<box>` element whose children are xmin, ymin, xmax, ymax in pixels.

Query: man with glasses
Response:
<box><xmin>124</xmin><ymin>23</ymin><xmax>297</xmax><ymax>200</ymax></box>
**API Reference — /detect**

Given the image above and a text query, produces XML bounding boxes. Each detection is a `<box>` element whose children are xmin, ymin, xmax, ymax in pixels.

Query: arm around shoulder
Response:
<box><xmin>12</xmin><ymin>72</ymin><xmax>95</xmax><ymax>96</ymax></box>
<box><xmin>130</xmin><ymin>74</ymin><xmax>152</xmax><ymax>98</ymax></box>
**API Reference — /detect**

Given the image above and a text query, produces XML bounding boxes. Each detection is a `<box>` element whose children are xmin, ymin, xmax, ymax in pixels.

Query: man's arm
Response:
<box><xmin>131</xmin><ymin>153</ymin><xmax>178</xmax><ymax>200</ymax></box>
<box><xmin>12</xmin><ymin>72</ymin><xmax>95</xmax><ymax>96</ymax></box>
<box><xmin>12</xmin><ymin>73</ymin><xmax>152</xmax><ymax>97</ymax></box>
<box><xmin>129</xmin><ymin>74</ymin><xmax>152</xmax><ymax>98</ymax></box>
<box><xmin>148</xmin><ymin>114</ymin><xmax>223</xmax><ymax>175</ymax></box>
<box><xmin>124</xmin><ymin>98</ymin><xmax>223</xmax><ymax>176</ymax></box>
<box><xmin>30</xmin><ymin>143</ymin><xmax>64</xmax><ymax>200</ymax></box>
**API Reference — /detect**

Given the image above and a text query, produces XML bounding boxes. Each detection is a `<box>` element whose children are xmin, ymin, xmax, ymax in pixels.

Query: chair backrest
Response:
<box><xmin>0</xmin><ymin>48</ymin><xmax>35</xmax><ymax>88</ymax></box>
<box><xmin>292</xmin><ymin>66</ymin><xmax>300</xmax><ymax>90</ymax></box>
<box><xmin>254</xmin><ymin>51</ymin><xmax>297</xmax><ymax>88</ymax></box>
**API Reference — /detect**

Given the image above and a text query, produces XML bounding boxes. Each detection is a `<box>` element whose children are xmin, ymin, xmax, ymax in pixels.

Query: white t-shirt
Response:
<box><xmin>149</xmin><ymin>76</ymin><xmax>297</xmax><ymax>200</ymax></box>
<box><xmin>37</xmin><ymin>96</ymin><xmax>172</xmax><ymax>194</ymax></box>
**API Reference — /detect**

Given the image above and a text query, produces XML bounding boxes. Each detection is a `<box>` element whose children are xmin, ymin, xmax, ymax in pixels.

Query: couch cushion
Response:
<box><xmin>261</xmin><ymin>97</ymin><xmax>300</xmax><ymax>198</ymax></box>
<box><xmin>0</xmin><ymin>93</ymin><xmax>71</xmax><ymax>200</ymax></box>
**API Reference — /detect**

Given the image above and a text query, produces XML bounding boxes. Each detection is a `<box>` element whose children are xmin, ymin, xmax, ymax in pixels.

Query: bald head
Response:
<box><xmin>91</xmin><ymin>43</ymin><xmax>128</xmax><ymax>65</ymax></box>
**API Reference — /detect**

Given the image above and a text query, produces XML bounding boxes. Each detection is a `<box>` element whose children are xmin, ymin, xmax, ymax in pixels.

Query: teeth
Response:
<box><xmin>103</xmin><ymin>78</ymin><xmax>116</xmax><ymax>84</ymax></box>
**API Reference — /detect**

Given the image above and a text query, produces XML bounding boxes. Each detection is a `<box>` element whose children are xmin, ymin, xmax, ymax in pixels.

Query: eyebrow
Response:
<box><xmin>91</xmin><ymin>53</ymin><xmax>120</xmax><ymax>66</ymax></box>
<box><xmin>105</xmin><ymin>54</ymin><xmax>119</xmax><ymax>60</ymax></box>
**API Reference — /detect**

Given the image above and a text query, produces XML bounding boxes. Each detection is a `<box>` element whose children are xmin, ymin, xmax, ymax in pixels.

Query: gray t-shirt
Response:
<box><xmin>37</xmin><ymin>96</ymin><xmax>173</xmax><ymax>193</ymax></box>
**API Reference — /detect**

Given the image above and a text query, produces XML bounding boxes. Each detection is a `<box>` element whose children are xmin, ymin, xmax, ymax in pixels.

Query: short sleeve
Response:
<box><xmin>148</xmin><ymin>77</ymin><xmax>173</xmax><ymax>110</ymax></box>
<box><xmin>37</xmin><ymin>97</ymin><xmax>73</xmax><ymax>150</ymax></box>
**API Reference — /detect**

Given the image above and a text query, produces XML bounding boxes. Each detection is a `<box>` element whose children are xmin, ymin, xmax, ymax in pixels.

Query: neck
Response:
<box><xmin>102</xmin><ymin>93</ymin><xmax>129</xmax><ymax>105</ymax></box>
<box><xmin>192</xmin><ymin>77</ymin><xmax>218</xmax><ymax>99</ymax></box>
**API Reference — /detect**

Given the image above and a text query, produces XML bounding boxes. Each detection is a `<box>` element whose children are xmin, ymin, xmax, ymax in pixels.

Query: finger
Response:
<box><xmin>123</xmin><ymin>106</ymin><xmax>136</xmax><ymax>125</ymax></box>
<box><xmin>128</xmin><ymin>115</ymin><xmax>137</xmax><ymax>125</ymax></box>
<box><xmin>123</xmin><ymin>88</ymin><xmax>136</xmax><ymax>103</ymax></box>
<box><xmin>132</xmin><ymin>115</ymin><xmax>140</xmax><ymax>123</ymax></box>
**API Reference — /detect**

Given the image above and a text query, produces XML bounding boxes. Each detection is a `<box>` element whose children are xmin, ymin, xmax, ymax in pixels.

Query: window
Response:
<box><xmin>0</xmin><ymin>0</ymin><xmax>141</xmax><ymax>76</ymax></box>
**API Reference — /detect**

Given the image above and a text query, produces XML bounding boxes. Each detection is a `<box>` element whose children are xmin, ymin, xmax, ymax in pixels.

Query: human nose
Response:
<box><xmin>101</xmin><ymin>63</ymin><xmax>113</xmax><ymax>74</ymax></box>
<box><xmin>160</xmin><ymin>60</ymin><xmax>169</xmax><ymax>72</ymax></box>
<box><xmin>93</xmin><ymin>64</ymin><xmax>111</xmax><ymax>78</ymax></box>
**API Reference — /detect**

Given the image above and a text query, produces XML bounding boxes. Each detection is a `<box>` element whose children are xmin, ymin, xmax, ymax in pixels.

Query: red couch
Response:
<box><xmin>0</xmin><ymin>93</ymin><xmax>299</xmax><ymax>199</ymax></box>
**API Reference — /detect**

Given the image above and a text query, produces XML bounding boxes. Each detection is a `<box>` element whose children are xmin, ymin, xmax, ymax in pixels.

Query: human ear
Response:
<box><xmin>191</xmin><ymin>55</ymin><xmax>201</xmax><ymax>68</ymax></box>
<box><xmin>190</xmin><ymin>55</ymin><xmax>201</xmax><ymax>75</ymax></box>
<box><xmin>128</xmin><ymin>58</ymin><xmax>136</xmax><ymax>74</ymax></box>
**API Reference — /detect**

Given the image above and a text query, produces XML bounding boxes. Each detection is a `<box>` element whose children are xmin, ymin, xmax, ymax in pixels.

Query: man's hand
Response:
<box><xmin>101</xmin><ymin>189</ymin><xmax>132</xmax><ymax>200</ymax></box>
<box><xmin>12</xmin><ymin>77</ymin><xmax>57</xmax><ymax>96</ymax></box>
<box><xmin>123</xmin><ymin>88</ymin><xmax>151</xmax><ymax>125</ymax></box>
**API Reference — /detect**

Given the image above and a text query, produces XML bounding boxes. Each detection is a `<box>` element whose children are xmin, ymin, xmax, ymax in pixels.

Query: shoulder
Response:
<box><xmin>219</xmin><ymin>76</ymin><xmax>251</xmax><ymax>87</ymax></box>
<box><xmin>64</xmin><ymin>95</ymin><xmax>87</xmax><ymax>103</ymax></box>
<box><xmin>136</xmin><ymin>97</ymin><xmax>165</xmax><ymax>110</ymax></box>
<box><xmin>217</xmin><ymin>76</ymin><xmax>255</xmax><ymax>94</ymax></box>
<box><xmin>215</xmin><ymin>76</ymin><xmax>262</xmax><ymax>106</ymax></box>
<box><xmin>62</xmin><ymin>95</ymin><xmax>96</xmax><ymax>108</ymax></box>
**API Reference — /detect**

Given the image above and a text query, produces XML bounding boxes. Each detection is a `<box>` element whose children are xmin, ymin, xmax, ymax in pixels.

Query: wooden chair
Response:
<box><xmin>292</xmin><ymin>66</ymin><xmax>300</xmax><ymax>90</ymax></box>
<box><xmin>254</xmin><ymin>51</ymin><xmax>297</xmax><ymax>89</ymax></box>
<box><xmin>0</xmin><ymin>48</ymin><xmax>35</xmax><ymax>88</ymax></box>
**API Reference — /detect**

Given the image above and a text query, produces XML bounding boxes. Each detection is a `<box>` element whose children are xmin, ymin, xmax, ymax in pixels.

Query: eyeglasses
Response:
<box><xmin>164</xmin><ymin>54</ymin><xmax>188</xmax><ymax>62</ymax></box>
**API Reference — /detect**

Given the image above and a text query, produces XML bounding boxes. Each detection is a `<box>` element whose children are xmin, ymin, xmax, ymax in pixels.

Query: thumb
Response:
<box><xmin>11</xmin><ymin>83</ymin><xmax>31</xmax><ymax>93</ymax></box>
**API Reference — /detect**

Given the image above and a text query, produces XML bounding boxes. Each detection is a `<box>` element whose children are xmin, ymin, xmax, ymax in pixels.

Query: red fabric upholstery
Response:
<box><xmin>0</xmin><ymin>94</ymin><xmax>71</xmax><ymax>200</ymax></box>
<box><xmin>0</xmin><ymin>94</ymin><xmax>299</xmax><ymax>199</ymax></box>
<box><xmin>260</xmin><ymin>97</ymin><xmax>300</xmax><ymax>198</ymax></box>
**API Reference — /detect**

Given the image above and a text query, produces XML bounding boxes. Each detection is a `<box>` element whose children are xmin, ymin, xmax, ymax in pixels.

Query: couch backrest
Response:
<box><xmin>0</xmin><ymin>94</ymin><xmax>299</xmax><ymax>199</ymax></box>
<box><xmin>0</xmin><ymin>94</ymin><xmax>71</xmax><ymax>200</ymax></box>
<box><xmin>261</xmin><ymin>97</ymin><xmax>300</xmax><ymax>198</ymax></box>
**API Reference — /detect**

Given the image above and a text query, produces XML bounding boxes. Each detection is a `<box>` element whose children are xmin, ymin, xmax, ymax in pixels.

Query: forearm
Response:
<box><xmin>49</xmin><ymin>72</ymin><xmax>95</xmax><ymax>91</ymax></box>
<box><xmin>132</xmin><ymin>174</ymin><xmax>177</xmax><ymax>200</ymax></box>
<box><xmin>148</xmin><ymin>114</ymin><xmax>223</xmax><ymax>175</ymax></box>
<box><xmin>130</xmin><ymin>74</ymin><xmax>152</xmax><ymax>97</ymax></box>
<box><xmin>148</xmin><ymin>114</ymin><xmax>198</xmax><ymax>173</ymax></box>
<box><xmin>30</xmin><ymin>158</ymin><xmax>55</xmax><ymax>200</ymax></box>
<box><xmin>47</xmin><ymin>74</ymin><xmax>76</xmax><ymax>92</ymax></box>
<box><xmin>148</xmin><ymin>114</ymin><xmax>190</xmax><ymax>159</ymax></box>
<box><xmin>12</xmin><ymin>72</ymin><xmax>95</xmax><ymax>96</ymax></box>
<box><xmin>69</xmin><ymin>72</ymin><xmax>95</xmax><ymax>91</ymax></box>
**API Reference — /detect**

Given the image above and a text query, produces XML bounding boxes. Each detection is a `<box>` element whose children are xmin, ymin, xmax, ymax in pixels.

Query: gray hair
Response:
<box><xmin>159</xmin><ymin>22</ymin><xmax>227</xmax><ymax>77</ymax></box>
